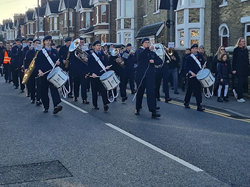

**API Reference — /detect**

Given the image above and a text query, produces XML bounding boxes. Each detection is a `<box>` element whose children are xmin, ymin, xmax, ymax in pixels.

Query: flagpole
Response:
<box><xmin>169</xmin><ymin>0</ymin><xmax>173</xmax><ymax>42</ymax></box>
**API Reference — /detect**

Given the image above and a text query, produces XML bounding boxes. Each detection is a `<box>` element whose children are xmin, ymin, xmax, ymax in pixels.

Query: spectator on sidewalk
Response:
<box><xmin>180</xmin><ymin>48</ymin><xmax>191</xmax><ymax>92</ymax></box>
<box><xmin>168</xmin><ymin>47</ymin><xmax>180</xmax><ymax>94</ymax></box>
<box><xmin>217</xmin><ymin>54</ymin><xmax>230</xmax><ymax>102</ymax></box>
<box><xmin>232</xmin><ymin>37</ymin><xmax>249</xmax><ymax>103</ymax></box>
<box><xmin>198</xmin><ymin>45</ymin><xmax>208</xmax><ymax>65</ymax></box>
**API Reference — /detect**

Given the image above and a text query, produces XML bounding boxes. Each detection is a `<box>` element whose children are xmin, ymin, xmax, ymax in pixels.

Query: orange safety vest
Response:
<box><xmin>3</xmin><ymin>50</ymin><xmax>11</xmax><ymax>64</ymax></box>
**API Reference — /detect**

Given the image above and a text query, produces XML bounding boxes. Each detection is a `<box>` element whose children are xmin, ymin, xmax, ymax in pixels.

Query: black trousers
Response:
<box><xmin>119</xmin><ymin>69</ymin><xmax>127</xmax><ymax>98</ymax></box>
<box><xmin>184</xmin><ymin>78</ymin><xmax>202</xmax><ymax>106</ymax></box>
<box><xmin>64</xmin><ymin>71</ymin><xmax>73</xmax><ymax>96</ymax></box>
<box><xmin>235</xmin><ymin>75</ymin><xmax>248</xmax><ymax>99</ymax></box>
<box><xmin>73</xmin><ymin>74</ymin><xmax>88</xmax><ymax>100</ymax></box>
<box><xmin>36</xmin><ymin>77</ymin><xmax>41</xmax><ymax>101</ymax></box>
<box><xmin>90</xmin><ymin>78</ymin><xmax>109</xmax><ymax>107</ymax></box>
<box><xmin>11</xmin><ymin>66</ymin><xmax>19</xmax><ymax>87</ymax></box>
<box><xmin>28</xmin><ymin>72</ymin><xmax>36</xmax><ymax>101</ymax></box>
<box><xmin>40</xmin><ymin>77</ymin><xmax>61</xmax><ymax>110</ymax></box>
<box><xmin>155</xmin><ymin>67</ymin><xmax>170</xmax><ymax>100</ymax></box>
<box><xmin>136</xmin><ymin>75</ymin><xmax>156</xmax><ymax>112</ymax></box>
<box><xmin>125</xmin><ymin>69</ymin><xmax>135</xmax><ymax>92</ymax></box>
<box><xmin>3</xmin><ymin>64</ymin><xmax>11</xmax><ymax>81</ymax></box>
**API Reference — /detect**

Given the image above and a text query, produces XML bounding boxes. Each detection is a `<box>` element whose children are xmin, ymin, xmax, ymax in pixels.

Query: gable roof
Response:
<box><xmin>81</xmin><ymin>0</ymin><xmax>91</xmax><ymax>8</ymax></box>
<box><xmin>26</xmin><ymin>10</ymin><xmax>34</xmax><ymax>21</ymax></box>
<box><xmin>49</xmin><ymin>0</ymin><xmax>60</xmax><ymax>13</ymax></box>
<box><xmin>35</xmin><ymin>7</ymin><xmax>46</xmax><ymax>17</ymax></box>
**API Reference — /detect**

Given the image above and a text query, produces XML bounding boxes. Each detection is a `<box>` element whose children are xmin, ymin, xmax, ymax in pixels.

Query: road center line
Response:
<box><xmin>62</xmin><ymin>99</ymin><xmax>88</xmax><ymax>114</ymax></box>
<box><xmin>62</xmin><ymin>98</ymin><xmax>203</xmax><ymax>172</ymax></box>
<box><xmin>105</xmin><ymin>123</ymin><xmax>203</xmax><ymax>172</ymax></box>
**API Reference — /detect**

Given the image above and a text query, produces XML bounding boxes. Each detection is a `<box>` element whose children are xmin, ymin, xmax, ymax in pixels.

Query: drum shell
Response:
<box><xmin>100</xmin><ymin>70</ymin><xmax>120</xmax><ymax>91</ymax></box>
<box><xmin>47</xmin><ymin>67</ymin><xmax>69</xmax><ymax>88</ymax></box>
<box><xmin>196</xmin><ymin>69</ymin><xmax>215</xmax><ymax>88</ymax></box>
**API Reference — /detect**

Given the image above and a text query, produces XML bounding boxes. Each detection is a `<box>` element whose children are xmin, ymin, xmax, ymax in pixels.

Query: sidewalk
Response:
<box><xmin>167</xmin><ymin>88</ymin><xmax>250</xmax><ymax>118</ymax></box>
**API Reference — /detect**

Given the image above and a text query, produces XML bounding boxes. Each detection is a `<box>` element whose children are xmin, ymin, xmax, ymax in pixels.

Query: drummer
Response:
<box><xmin>35</xmin><ymin>35</ymin><xmax>63</xmax><ymax>114</ymax></box>
<box><xmin>184</xmin><ymin>43</ymin><xmax>205</xmax><ymax>112</ymax></box>
<box><xmin>88</xmin><ymin>40</ymin><xmax>111</xmax><ymax>111</ymax></box>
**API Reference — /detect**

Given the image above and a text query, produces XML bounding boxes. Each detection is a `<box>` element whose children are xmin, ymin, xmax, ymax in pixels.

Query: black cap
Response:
<box><xmin>93</xmin><ymin>40</ymin><xmax>101</xmax><ymax>46</ymax></box>
<box><xmin>126</xmin><ymin>43</ymin><xmax>132</xmax><ymax>47</ymax></box>
<box><xmin>21</xmin><ymin>38</ymin><xmax>26</xmax><ymax>42</ymax></box>
<box><xmin>33</xmin><ymin>39</ymin><xmax>41</xmax><ymax>43</ymax></box>
<box><xmin>191</xmin><ymin>44</ymin><xmax>198</xmax><ymax>49</ymax></box>
<box><xmin>27</xmin><ymin>38</ymin><xmax>33</xmax><ymax>42</ymax></box>
<box><xmin>15</xmin><ymin>38</ymin><xmax>21</xmax><ymax>42</ymax></box>
<box><xmin>51</xmin><ymin>43</ymin><xmax>56</xmax><ymax>46</ymax></box>
<box><xmin>64</xmin><ymin>37</ymin><xmax>72</xmax><ymax>42</ymax></box>
<box><xmin>141</xmin><ymin>37</ymin><xmax>150</xmax><ymax>44</ymax></box>
<box><xmin>43</xmin><ymin>35</ymin><xmax>52</xmax><ymax>41</ymax></box>
<box><xmin>79</xmin><ymin>37</ymin><xmax>84</xmax><ymax>40</ymax></box>
<box><xmin>56</xmin><ymin>45</ymin><xmax>61</xmax><ymax>49</ymax></box>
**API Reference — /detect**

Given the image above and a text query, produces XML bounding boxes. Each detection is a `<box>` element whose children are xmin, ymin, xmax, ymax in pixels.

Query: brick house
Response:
<box><xmin>3</xmin><ymin>19</ymin><xmax>14</xmax><ymax>42</ymax></box>
<box><xmin>33</xmin><ymin>7</ymin><xmax>46</xmax><ymax>40</ymax></box>
<box><xmin>24</xmin><ymin>9</ymin><xmax>35</xmax><ymax>39</ymax></box>
<box><xmin>134</xmin><ymin>0</ymin><xmax>170</xmax><ymax>48</ymax></box>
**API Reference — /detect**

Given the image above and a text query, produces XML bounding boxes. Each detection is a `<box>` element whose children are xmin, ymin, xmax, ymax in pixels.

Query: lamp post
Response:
<box><xmin>37</xmin><ymin>0</ymin><xmax>40</xmax><ymax>39</ymax></box>
<box><xmin>67</xmin><ymin>0</ymin><xmax>70</xmax><ymax>37</ymax></box>
<box><xmin>169</xmin><ymin>0</ymin><xmax>173</xmax><ymax>42</ymax></box>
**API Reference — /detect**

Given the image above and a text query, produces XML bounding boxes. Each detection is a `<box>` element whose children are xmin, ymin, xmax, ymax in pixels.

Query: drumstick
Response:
<box><xmin>100</xmin><ymin>65</ymin><xmax>112</xmax><ymax>72</ymax></box>
<box><xmin>35</xmin><ymin>69</ymin><xmax>51</xmax><ymax>79</ymax></box>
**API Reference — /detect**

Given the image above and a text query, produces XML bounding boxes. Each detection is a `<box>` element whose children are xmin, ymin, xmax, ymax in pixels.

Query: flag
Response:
<box><xmin>159</xmin><ymin>0</ymin><xmax>178</xmax><ymax>10</ymax></box>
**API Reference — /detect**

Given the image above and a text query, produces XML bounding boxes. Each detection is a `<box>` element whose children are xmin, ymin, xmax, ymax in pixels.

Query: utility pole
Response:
<box><xmin>169</xmin><ymin>0</ymin><xmax>174</xmax><ymax>42</ymax></box>
<box><xmin>108</xmin><ymin>0</ymin><xmax>111</xmax><ymax>42</ymax></box>
<box><xmin>67</xmin><ymin>0</ymin><xmax>70</xmax><ymax>37</ymax></box>
<box><xmin>37</xmin><ymin>0</ymin><xmax>40</xmax><ymax>39</ymax></box>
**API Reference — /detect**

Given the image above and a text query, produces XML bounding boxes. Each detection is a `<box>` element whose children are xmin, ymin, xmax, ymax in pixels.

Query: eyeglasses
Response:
<box><xmin>221</xmin><ymin>49</ymin><xmax>225</xmax><ymax>50</ymax></box>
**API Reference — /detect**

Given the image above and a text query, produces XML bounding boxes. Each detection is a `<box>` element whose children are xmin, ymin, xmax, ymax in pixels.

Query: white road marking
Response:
<box><xmin>62</xmin><ymin>99</ymin><xmax>203</xmax><ymax>172</ymax></box>
<box><xmin>62</xmin><ymin>99</ymin><xmax>88</xmax><ymax>114</ymax></box>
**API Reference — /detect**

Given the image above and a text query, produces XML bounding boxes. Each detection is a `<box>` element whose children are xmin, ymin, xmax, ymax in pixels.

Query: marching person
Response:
<box><xmin>122</xmin><ymin>43</ymin><xmax>136</xmax><ymax>95</ymax></box>
<box><xmin>184</xmin><ymin>44</ymin><xmax>205</xmax><ymax>112</ymax></box>
<box><xmin>88</xmin><ymin>40</ymin><xmax>110</xmax><ymax>111</ymax></box>
<box><xmin>35</xmin><ymin>35</ymin><xmax>63</xmax><ymax>114</ymax></box>
<box><xmin>232</xmin><ymin>37</ymin><xmax>249</xmax><ymax>103</ymax></box>
<box><xmin>70</xmin><ymin>38</ymin><xmax>89</xmax><ymax>104</ymax></box>
<box><xmin>180</xmin><ymin>48</ymin><xmax>191</xmax><ymax>92</ymax></box>
<box><xmin>0</xmin><ymin>41</ymin><xmax>6</xmax><ymax>77</ymax></box>
<box><xmin>24</xmin><ymin>39</ymin><xmax>40</xmax><ymax>104</ymax></box>
<box><xmin>217</xmin><ymin>54</ymin><xmax>230</xmax><ymax>102</ymax></box>
<box><xmin>59</xmin><ymin>37</ymin><xmax>73</xmax><ymax>98</ymax></box>
<box><xmin>56</xmin><ymin>45</ymin><xmax>61</xmax><ymax>52</ymax></box>
<box><xmin>2</xmin><ymin>43</ymin><xmax>11</xmax><ymax>83</ymax></box>
<box><xmin>11</xmin><ymin>38</ymin><xmax>24</xmax><ymax>91</ymax></box>
<box><xmin>168</xmin><ymin>47</ymin><xmax>180</xmax><ymax>94</ymax></box>
<box><xmin>134</xmin><ymin>38</ymin><xmax>161</xmax><ymax>118</ymax></box>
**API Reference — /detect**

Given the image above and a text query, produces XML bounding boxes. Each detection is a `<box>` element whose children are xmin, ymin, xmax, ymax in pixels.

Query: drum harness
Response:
<box><xmin>42</xmin><ymin>49</ymin><xmax>71</xmax><ymax>98</ymax></box>
<box><xmin>92</xmin><ymin>52</ymin><xmax>118</xmax><ymax>103</ymax></box>
<box><xmin>190</xmin><ymin>54</ymin><xmax>214</xmax><ymax>98</ymax></box>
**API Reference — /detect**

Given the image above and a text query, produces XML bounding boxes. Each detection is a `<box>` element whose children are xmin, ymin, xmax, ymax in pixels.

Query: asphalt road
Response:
<box><xmin>0</xmin><ymin>78</ymin><xmax>249</xmax><ymax>187</ymax></box>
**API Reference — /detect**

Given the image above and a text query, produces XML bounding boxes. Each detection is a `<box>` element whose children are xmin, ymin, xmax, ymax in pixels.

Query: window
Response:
<box><xmin>64</xmin><ymin>12</ymin><xmax>67</xmax><ymax>27</ymax></box>
<box><xmin>39</xmin><ymin>19</ymin><xmax>43</xmax><ymax>31</ymax></box>
<box><xmin>101</xmin><ymin>34</ymin><xmax>107</xmax><ymax>43</ymax></box>
<box><xmin>125</xmin><ymin>0</ymin><xmax>132</xmax><ymax>17</ymax></box>
<box><xmin>219</xmin><ymin>0</ymin><xmax>228</xmax><ymax>7</ymax></box>
<box><xmin>118</xmin><ymin>33</ymin><xmax>121</xmax><ymax>43</ymax></box>
<box><xmin>27</xmin><ymin>24</ymin><xmax>30</xmax><ymax>34</ymax></box>
<box><xmin>124</xmin><ymin>32</ymin><xmax>131</xmax><ymax>45</ymax></box>
<box><xmin>219</xmin><ymin>24</ymin><xmax>229</xmax><ymax>47</ymax></box>
<box><xmin>86</xmin><ymin>12</ymin><xmax>90</xmax><ymax>28</ymax></box>
<box><xmin>96</xmin><ymin>6</ymin><xmax>99</xmax><ymax>24</ymax></box>
<box><xmin>155</xmin><ymin>0</ymin><xmax>160</xmax><ymax>12</ymax></box>
<box><xmin>50</xmin><ymin>18</ymin><xmax>53</xmax><ymax>30</ymax></box>
<box><xmin>80</xmin><ymin>13</ymin><xmax>83</xmax><ymax>28</ymax></box>
<box><xmin>178</xmin><ymin>30</ymin><xmax>185</xmax><ymax>46</ymax></box>
<box><xmin>69</xmin><ymin>12</ymin><xmax>72</xmax><ymax>26</ymax></box>
<box><xmin>101</xmin><ymin>5</ymin><xmax>106</xmax><ymax>23</ymax></box>
<box><xmin>179</xmin><ymin>0</ymin><xmax>185</xmax><ymax>5</ymax></box>
<box><xmin>190</xmin><ymin>29</ymin><xmax>199</xmax><ymax>46</ymax></box>
<box><xmin>54</xmin><ymin>17</ymin><xmax>58</xmax><ymax>30</ymax></box>
<box><xmin>190</xmin><ymin>0</ymin><xmax>200</xmax><ymax>3</ymax></box>
<box><xmin>30</xmin><ymin>23</ymin><xmax>33</xmax><ymax>34</ymax></box>
<box><xmin>245</xmin><ymin>24</ymin><xmax>250</xmax><ymax>46</ymax></box>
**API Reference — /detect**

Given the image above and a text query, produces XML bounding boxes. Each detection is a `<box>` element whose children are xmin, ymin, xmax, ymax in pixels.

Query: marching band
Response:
<box><xmin>1</xmin><ymin>35</ymin><xmax>210</xmax><ymax>118</ymax></box>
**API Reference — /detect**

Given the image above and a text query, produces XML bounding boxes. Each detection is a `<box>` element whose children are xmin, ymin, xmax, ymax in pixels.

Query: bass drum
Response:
<box><xmin>152</xmin><ymin>43</ymin><xmax>165</xmax><ymax>68</ymax></box>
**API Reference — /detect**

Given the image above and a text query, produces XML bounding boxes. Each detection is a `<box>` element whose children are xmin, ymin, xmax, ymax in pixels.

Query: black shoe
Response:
<box><xmin>217</xmin><ymin>97</ymin><xmax>223</xmax><ymax>102</ymax></box>
<box><xmin>104</xmin><ymin>105</ymin><xmax>109</xmax><ymax>112</ymax></box>
<box><xmin>135</xmin><ymin>109</ymin><xmax>140</xmax><ymax>115</ymax></box>
<box><xmin>156</xmin><ymin>98</ymin><xmax>161</xmax><ymax>101</ymax></box>
<box><xmin>92</xmin><ymin>106</ymin><xmax>99</xmax><ymax>110</ymax></box>
<box><xmin>165</xmin><ymin>98</ymin><xmax>172</xmax><ymax>103</ymax></box>
<box><xmin>53</xmin><ymin>105</ymin><xmax>63</xmax><ymax>114</ymax></box>
<box><xmin>151</xmin><ymin>111</ymin><xmax>161</xmax><ymax>118</ymax></box>
<box><xmin>122</xmin><ymin>96</ymin><xmax>128</xmax><ymax>102</ymax></box>
<box><xmin>68</xmin><ymin>94</ymin><xmax>73</xmax><ymax>98</ymax></box>
<box><xmin>197</xmin><ymin>106</ymin><xmax>205</xmax><ymax>112</ymax></box>
<box><xmin>114</xmin><ymin>98</ymin><xmax>117</xmax><ymax>102</ymax></box>
<box><xmin>82</xmin><ymin>100</ymin><xmax>89</xmax><ymax>104</ymax></box>
<box><xmin>156</xmin><ymin>106</ymin><xmax>160</xmax><ymax>110</ymax></box>
<box><xmin>184</xmin><ymin>103</ymin><xmax>190</xmax><ymax>109</ymax></box>
<box><xmin>223</xmin><ymin>97</ymin><xmax>229</xmax><ymax>102</ymax></box>
<box><xmin>31</xmin><ymin>100</ymin><xmax>35</xmax><ymax>104</ymax></box>
<box><xmin>174</xmin><ymin>91</ymin><xmax>179</xmax><ymax>94</ymax></box>
<box><xmin>73</xmin><ymin>97</ymin><xmax>78</xmax><ymax>102</ymax></box>
<box><xmin>36</xmin><ymin>101</ymin><xmax>42</xmax><ymax>106</ymax></box>
<box><xmin>43</xmin><ymin>108</ymin><xmax>48</xmax><ymax>113</ymax></box>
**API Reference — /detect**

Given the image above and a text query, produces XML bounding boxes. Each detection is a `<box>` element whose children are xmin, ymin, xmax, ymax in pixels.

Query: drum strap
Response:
<box><xmin>42</xmin><ymin>48</ymin><xmax>56</xmax><ymax>69</ymax></box>
<box><xmin>190</xmin><ymin>54</ymin><xmax>201</xmax><ymax>69</ymax></box>
<box><xmin>92</xmin><ymin>52</ymin><xmax>106</xmax><ymax>72</ymax></box>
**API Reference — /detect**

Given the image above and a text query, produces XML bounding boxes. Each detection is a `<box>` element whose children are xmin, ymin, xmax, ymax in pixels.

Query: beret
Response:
<box><xmin>126</xmin><ymin>43</ymin><xmax>132</xmax><ymax>47</ymax></box>
<box><xmin>43</xmin><ymin>35</ymin><xmax>52</xmax><ymax>41</ymax></box>
<box><xmin>191</xmin><ymin>44</ymin><xmax>198</xmax><ymax>49</ymax></box>
<box><xmin>141</xmin><ymin>37</ymin><xmax>150</xmax><ymax>44</ymax></box>
<box><xmin>64</xmin><ymin>37</ymin><xmax>72</xmax><ymax>42</ymax></box>
<box><xmin>93</xmin><ymin>40</ymin><xmax>101</xmax><ymax>46</ymax></box>
<box><xmin>33</xmin><ymin>39</ymin><xmax>41</xmax><ymax>43</ymax></box>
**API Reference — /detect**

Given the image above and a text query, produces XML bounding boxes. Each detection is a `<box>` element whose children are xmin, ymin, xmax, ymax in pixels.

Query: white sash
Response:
<box><xmin>42</xmin><ymin>48</ymin><xmax>56</xmax><ymax>69</ymax></box>
<box><xmin>190</xmin><ymin>53</ymin><xmax>201</xmax><ymax>69</ymax></box>
<box><xmin>92</xmin><ymin>52</ymin><xmax>106</xmax><ymax>72</ymax></box>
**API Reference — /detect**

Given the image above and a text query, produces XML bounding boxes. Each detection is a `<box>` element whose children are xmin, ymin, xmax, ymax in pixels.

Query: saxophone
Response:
<box><xmin>22</xmin><ymin>51</ymin><xmax>39</xmax><ymax>84</ymax></box>
<box><xmin>64</xmin><ymin>50</ymin><xmax>70</xmax><ymax>69</ymax></box>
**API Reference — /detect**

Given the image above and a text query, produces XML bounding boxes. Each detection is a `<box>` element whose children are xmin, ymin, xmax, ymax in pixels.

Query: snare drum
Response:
<box><xmin>47</xmin><ymin>67</ymin><xmax>69</xmax><ymax>88</ymax></box>
<box><xmin>100</xmin><ymin>70</ymin><xmax>120</xmax><ymax>91</ymax></box>
<box><xmin>196</xmin><ymin>69</ymin><xmax>215</xmax><ymax>88</ymax></box>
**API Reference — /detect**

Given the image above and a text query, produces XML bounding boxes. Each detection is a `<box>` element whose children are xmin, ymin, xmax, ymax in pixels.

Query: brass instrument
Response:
<box><xmin>64</xmin><ymin>50</ymin><xmax>70</xmax><ymax>69</ymax></box>
<box><xmin>22</xmin><ymin>51</ymin><xmax>39</xmax><ymax>84</ymax></box>
<box><xmin>69</xmin><ymin>38</ymin><xmax>88</xmax><ymax>65</ymax></box>
<box><xmin>111</xmin><ymin>48</ymin><xmax>125</xmax><ymax>68</ymax></box>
